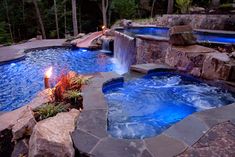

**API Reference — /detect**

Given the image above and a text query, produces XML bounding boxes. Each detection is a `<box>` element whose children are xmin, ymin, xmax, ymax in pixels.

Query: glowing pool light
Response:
<box><xmin>45</xmin><ymin>66</ymin><xmax>53</xmax><ymax>78</ymax></box>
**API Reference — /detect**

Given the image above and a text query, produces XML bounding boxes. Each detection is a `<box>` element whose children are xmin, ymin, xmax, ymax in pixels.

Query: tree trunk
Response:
<box><xmin>4</xmin><ymin>0</ymin><xmax>14</xmax><ymax>42</ymax></box>
<box><xmin>32</xmin><ymin>0</ymin><xmax>46</xmax><ymax>39</ymax></box>
<box><xmin>78</xmin><ymin>4</ymin><xmax>82</xmax><ymax>33</ymax></box>
<box><xmin>72</xmin><ymin>0</ymin><xmax>78</xmax><ymax>36</ymax></box>
<box><xmin>102</xmin><ymin>0</ymin><xmax>108</xmax><ymax>27</ymax></box>
<box><xmin>211</xmin><ymin>0</ymin><xmax>220</xmax><ymax>8</ymax></box>
<box><xmin>64</xmin><ymin>3</ymin><xmax>67</xmax><ymax>37</ymax></box>
<box><xmin>167</xmin><ymin>0</ymin><xmax>174</xmax><ymax>14</ymax></box>
<box><xmin>54</xmin><ymin>0</ymin><xmax>60</xmax><ymax>38</ymax></box>
<box><xmin>151</xmin><ymin>0</ymin><xmax>156</xmax><ymax>18</ymax></box>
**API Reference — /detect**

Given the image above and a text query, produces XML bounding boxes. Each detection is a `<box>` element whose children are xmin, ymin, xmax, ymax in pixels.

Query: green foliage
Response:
<box><xmin>69</xmin><ymin>75</ymin><xmax>91</xmax><ymax>89</ymax></box>
<box><xmin>63</xmin><ymin>90</ymin><xmax>82</xmax><ymax>106</ymax></box>
<box><xmin>34</xmin><ymin>103</ymin><xmax>67</xmax><ymax>121</ymax></box>
<box><xmin>219</xmin><ymin>3</ymin><xmax>233</xmax><ymax>10</ymax></box>
<box><xmin>176</xmin><ymin>0</ymin><xmax>192</xmax><ymax>13</ymax></box>
<box><xmin>63</xmin><ymin>90</ymin><xmax>82</xmax><ymax>100</ymax></box>
<box><xmin>111</xmin><ymin>0</ymin><xmax>137</xmax><ymax>19</ymax></box>
<box><xmin>0</xmin><ymin>22</ymin><xmax>11</xmax><ymax>44</ymax></box>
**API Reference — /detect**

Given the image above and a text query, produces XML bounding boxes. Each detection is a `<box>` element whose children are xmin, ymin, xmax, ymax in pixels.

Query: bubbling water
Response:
<box><xmin>104</xmin><ymin>73</ymin><xmax>235</xmax><ymax>139</ymax></box>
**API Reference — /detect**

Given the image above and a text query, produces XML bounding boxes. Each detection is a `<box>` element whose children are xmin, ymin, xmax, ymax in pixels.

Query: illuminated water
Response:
<box><xmin>121</xmin><ymin>27</ymin><xmax>235</xmax><ymax>44</ymax></box>
<box><xmin>103</xmin><ymin>72</ymin><xmax>235</xmax><ymax>139</ymax></box>
<box><xmin>0</xmin><ymin>48</ymin><xmax>124</xmax><ymax>111</ymax></box>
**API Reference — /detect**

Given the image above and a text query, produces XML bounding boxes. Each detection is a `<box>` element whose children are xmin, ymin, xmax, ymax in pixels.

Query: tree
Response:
<box><xmin>0</xmin><ymin>21</ymin><xmax>11</xmax><ymax>44</ymax></box>
<box><xmin>211</xmin><ymin>0</ymin><xmax>220</xmax><ymax>8</ymax></box>
<box><xmin>3</xmin><ymin>0</ymin><xmax>13</xmax><ymax>42</ymax></box>
<box><xmin>32</xmin><ymin>0</ymin><xmax>46</xmax><ymax>39</ymax></box>
<box><xmin>151</xmin><ymin>0</ymin><xmax>156</xmax><ymax>18</ymax></box>
<box><xmin>167</xmin><ymin>0</ymin><xmax>174</xmax><ymax>14</ymax></box>
<box><xmin>111</xmin><ymin>0</ymin><xmax>137</xmax><ymax>19</ymax></box>
<box><xmin>54</xmin><ymin>0</ymin><xmax>60</xmax><ymax>38</ymax></box>
<box><xmin>102</xmin><ymin>0</ymin><xmax>109</xmax><ymax>26</ymax></box>
<box><xmin>72</xmin><ymin>0</ymin><xmax>78</xmax><ymax>36</ymax></box>
<box><xmin>176</xmin><ymin>0</ymin><xmax>191</xmax><ymax>13</ymax></box>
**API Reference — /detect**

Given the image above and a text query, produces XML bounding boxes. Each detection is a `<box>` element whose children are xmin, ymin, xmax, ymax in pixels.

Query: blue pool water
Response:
<box><xmin>103</xmin><ymin>72</ymin><xmax>235</xmax><ymax>139</ymax></box>
<box><xmin>121</xmin><ymin>27</ymin><xmax>235</xmax><ymax>44</ymax></box>
<box><xmin>0</xmin><ymin>48</ymin><xmax>123</xmax><ymax>111</ymax></box>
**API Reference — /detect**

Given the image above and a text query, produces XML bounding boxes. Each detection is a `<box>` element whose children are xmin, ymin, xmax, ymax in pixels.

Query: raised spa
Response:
<box><xmin>103</xmin><ymin>72</ymin><xmax>235</xmax><ymax>139</ymax></box>
<box><xmin>119</xmin><ymin>27</ymin><xmax>235</xmax><ymax>44</ymax></box>
<box><xmin>0</xmin><ymin>48</ymin><xmax>123</xmax><ymax>111</ymax></box>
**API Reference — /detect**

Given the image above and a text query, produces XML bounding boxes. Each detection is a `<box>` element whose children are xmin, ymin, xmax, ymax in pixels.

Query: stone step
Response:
<box><xmin>131</xmin><ymin>63</ymin><xmax>174</xmax><ymax>74</ymax></box>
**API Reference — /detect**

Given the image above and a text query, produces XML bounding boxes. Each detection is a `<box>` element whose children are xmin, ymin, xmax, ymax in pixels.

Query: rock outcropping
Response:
<box><xmin>169</xmin><ymin>25</ymin><xmax>197</xmax><ymax>46</ymax></box>
<box><xmin>28</xmin><ymin>109</ymin><xmax>79</xmax><ymax>157</ymax></box>
<box><xmin>12</xmin><ymin>107</ymin><xmax>37</xmax><ymax>141</ymax></box>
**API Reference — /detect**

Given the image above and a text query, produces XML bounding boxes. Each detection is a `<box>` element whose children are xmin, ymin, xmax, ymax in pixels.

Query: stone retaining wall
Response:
<box><xmin>155</xmin><ymin>14</ymin><xmax>235</xmax><ymax>31</ymax></box>
<box><xmin>114</xmin><ymin>31</ymin><xmax>235</xmax><ymax>81</ymax></box>
<box><xmin>136</xmin><ymin>36</ymin><xmax>170</xmax><ymax>64</ymax></box>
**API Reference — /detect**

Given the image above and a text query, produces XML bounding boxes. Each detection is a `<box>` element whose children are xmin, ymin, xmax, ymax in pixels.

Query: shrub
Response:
<box><xmin>34</xmin><ymin>103</ymin><xmax>68</xmax><ymax>121</ymax></box>
<box><xmin>63</xmin><ymin>90</ymin><xmax>83</xmax><ymax>109</ymax></box>
<box><xmin>69</xmin><ymin>75</ymin><xmax>91</xmax><ymax>90</ymax></box>
<box><xmin>176</xmin><ymin>0</ymin><xmax>192</xmax><ymax>13</ymax></box>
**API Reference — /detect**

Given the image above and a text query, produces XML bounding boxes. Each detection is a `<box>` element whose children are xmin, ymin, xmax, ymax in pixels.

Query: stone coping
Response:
<box><xmin>0</xmin><ymin>89</ymin><xmax>51</xmax><ymax>132</ymax></box>
<box><xmin>114</xmin><ymin>31</ymin><xmax>135</xmax><ymax>40</ymax></box>
<box><xmin>136</xmin><ymin>35</ymin><xmax>169</xmax><ymax>42</ymax></box>
<box><xmin>131</xmin><ymin>63</ymin><xmax>174</xmax><ymax>74</ymax></box>
<box><xmin>0</xmin><ymin>46</ymin><xmax>72</xmax><ymax>65</ymax></box>
<box><xmin>72</xmin><ymin>67</ymin><xmax>235</xmax><ymax>157</ymax></box>
<box><xmin>195</xmin><ymin>29</ymin><xmax>235</xmax><ymax>36</ymax></box>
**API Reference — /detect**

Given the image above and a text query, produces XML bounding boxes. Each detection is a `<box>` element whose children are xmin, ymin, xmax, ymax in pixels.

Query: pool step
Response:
<box><xmin>131</xmin><ymin>63</ymin><xmax>174</xmax><ymax>74</ymax></box>
<box><xmin>123</xmin><ymin>71</ymin><xmax>145</xmax><ymax>81</ymax></box>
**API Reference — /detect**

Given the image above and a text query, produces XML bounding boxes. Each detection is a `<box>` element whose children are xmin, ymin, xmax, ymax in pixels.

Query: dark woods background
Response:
<box><xmin>0</xmin><ymin>0</ymin><xmax>233</xmax><ymax>44</ymax></box>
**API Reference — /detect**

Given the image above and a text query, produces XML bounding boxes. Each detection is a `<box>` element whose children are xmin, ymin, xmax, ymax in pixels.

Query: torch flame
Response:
<box><xmin>45</xmin><ymin>67</ymin><xmax>53</xmax><ymax>78</ymax></box>
<box><xmin>102</xmin><ymin>25</ymin><xmax>106</xmax><ymax>30</ymax></box>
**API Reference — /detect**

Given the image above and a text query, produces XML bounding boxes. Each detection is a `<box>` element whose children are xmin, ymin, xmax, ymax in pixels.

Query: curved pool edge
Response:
<box><xmin>0</xmin><ymin>89</ymin><xmax>51</xmax><ymax>132</ymax></box>
<box><xmin>0</xmin><ymin>45</ymin><xmax>73</xmax><ymax>65</ymax></box>
<box><xmin>72</xmin><ymin>71</ymin><xmax>235</xmax><ymax>157</ymax></box>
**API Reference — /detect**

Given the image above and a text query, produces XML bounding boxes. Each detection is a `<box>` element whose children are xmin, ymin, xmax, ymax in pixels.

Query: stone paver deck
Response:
<box><xmin>177</xmin><ymin>121</ymin><xmax>235</xmax><ymax>157</ymax></box>
<box><xmin>0</xmin><ymin>39</ymin><xmax>66</xmax><ymax>63</ymax></box>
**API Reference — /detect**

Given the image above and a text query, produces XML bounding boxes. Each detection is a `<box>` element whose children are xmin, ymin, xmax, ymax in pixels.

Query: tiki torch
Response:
<box><xmin>44</xmin><ymin>67</ymin><xmax>52</xmax><ymax>89</ymax></box>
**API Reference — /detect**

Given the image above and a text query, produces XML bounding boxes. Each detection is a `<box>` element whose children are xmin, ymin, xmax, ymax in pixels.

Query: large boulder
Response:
<box><xmin>28</xmin><ymin>109</ymin><xmax>79</xmax><ymax>157</ymax></box>
<box><xmin>11</xmin><ymin>139</ymin><xmax>29</xmax><ymax>157</ymax></box>
<box><xmin>165</xmin><ymin>45</ymin><xmax>216</xmax><ymax>73</ymax></box>
<box><xmin>12</xmin><ymin>107</ymin><xmax>37</xmax><ymax>141</ymax></box>
<box><xmin>120</xmin><ymin>19</ymin><xmax>133</xmax><ymax>27</ymax></box>
<box><xmin>0</xmin><ymin>129</ymin><xmax>14</xmax><ymax>157</ymax></box>
<box><xmin>201</xmin><ymin>53</ymin><xmax>235</xmax><ymax>80</ymax></box>
<box><xmin>169</xmin><ymin>25</ymin><xmax>197</xmax><ymax>46</ymax></box>
<box><xmin>189</xmin><ymin>7</ymin><xmax>206</xmax><ymax>14</ymax></box>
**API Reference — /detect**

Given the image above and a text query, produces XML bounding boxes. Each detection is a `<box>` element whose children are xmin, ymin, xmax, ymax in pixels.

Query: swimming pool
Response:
<box><xmin>103</xmin><ymin>72</ymin><xmax>235</xmax><ymax>139</ymax></box>
<box><xmin>119</xmin><ymin>27</ymin><xmax>235</xmax><ymax>44</ymax></box>
<box><xmin>0</xmin><ymin>48</ymin><xmax>124</xmax><ymax>111</ymax></box>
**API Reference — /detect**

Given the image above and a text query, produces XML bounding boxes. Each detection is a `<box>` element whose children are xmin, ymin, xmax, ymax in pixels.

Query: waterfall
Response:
<box><xmin>102</xmin><ymin>39</ymin><xmax>111</xmax><ymax>51</ymax></box>
<box><xmin>114</xmin><ymin>31</ymin><xmax>136</xmax><ymax>73</ymax></box>
<box><xmin>100</xmin><ymin>38</ymin><xmax>113</xmax><ymax>55</ymax></box>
